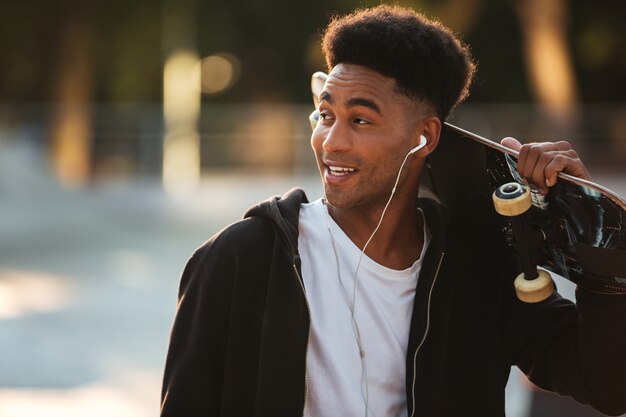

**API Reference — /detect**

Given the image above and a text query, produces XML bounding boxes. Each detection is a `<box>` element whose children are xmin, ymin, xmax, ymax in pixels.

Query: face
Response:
<box><xmin>311</xmin><ymin>63</ymin><xmax>425</xmax><ymax>210</ymax></box>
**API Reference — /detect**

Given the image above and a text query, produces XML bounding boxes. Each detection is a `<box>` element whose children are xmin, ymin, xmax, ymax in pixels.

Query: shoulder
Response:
<box><xmin>193</xmin><ymin>216</ymin><xmax>277</xmax><ymax>265</ymax></box>
<box><xmin>175</xmin><ymin>216</ymin><xmax>279</xmax><ymax>308</ymax></box>
<box><xmin>182</xmin><ymin>188</ymin><xmax>310</xmax><ymax>290</ymax></box>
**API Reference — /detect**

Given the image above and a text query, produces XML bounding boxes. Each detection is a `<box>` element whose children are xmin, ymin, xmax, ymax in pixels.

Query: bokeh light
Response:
<box><xmin>194</xmin><ymin>53</ymin><xmax>241</xmax><ymax>96</ymax></box>
<box><xmin>163</xmin><ymin>50</ymin><xmax>201</xmax><ymax>128</ymax></box>
<box><xmin>163</xmin><ymin>50</ymin><xmax>201</xmax><ymax>198</ymax></box>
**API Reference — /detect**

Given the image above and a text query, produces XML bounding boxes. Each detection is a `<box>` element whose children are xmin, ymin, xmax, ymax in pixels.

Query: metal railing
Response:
<box><xmin>0</xmin><ymin>102</ymin><xmax>624</xmax><ymax>181</ymax></box>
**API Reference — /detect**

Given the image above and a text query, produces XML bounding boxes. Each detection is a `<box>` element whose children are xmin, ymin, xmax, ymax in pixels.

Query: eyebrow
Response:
<box><xmin>320</xmin><ymin>92</ymin><xmax>381</xmax><ymax>114</ymax></box>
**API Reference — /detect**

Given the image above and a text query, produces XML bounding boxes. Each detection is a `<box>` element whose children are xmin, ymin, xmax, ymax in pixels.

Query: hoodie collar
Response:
<box><xmin>244</xmin><ymin>187</ymin><xmax>309</xmax><ymax>257</ymax></box>
<box><xmin>243</xmin><ymin>187</ymin><xmax>450</xmax><ymax>257</ymax></box>
<box><xmin>417</xmin><ymin>197</ymin><xmax>450</xmax><ymax>250</ymax></box>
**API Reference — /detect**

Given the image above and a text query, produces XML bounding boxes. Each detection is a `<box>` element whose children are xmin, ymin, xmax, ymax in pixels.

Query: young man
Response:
<box><xmin>161</xmin><ymin>5</ymin><xmax>626</xmax><ymax>417</ymax></box>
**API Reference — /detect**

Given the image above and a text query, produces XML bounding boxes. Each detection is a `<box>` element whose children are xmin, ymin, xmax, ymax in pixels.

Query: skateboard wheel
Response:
<box><xmin>514</xmin><ymin>269</ymin><xmax>554</xmax><ymax>303</ymax></box>
<box><xmin>492</xmin><ymin>182</ymin><xmax>532</xmax><ymax>216</ymax></box>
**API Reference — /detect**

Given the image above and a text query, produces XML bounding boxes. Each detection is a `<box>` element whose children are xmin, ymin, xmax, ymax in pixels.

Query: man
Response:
<box><xmin>161</xmin><ymin>5</ymin><xmax>626</xmax><ymax>417</ymax></box>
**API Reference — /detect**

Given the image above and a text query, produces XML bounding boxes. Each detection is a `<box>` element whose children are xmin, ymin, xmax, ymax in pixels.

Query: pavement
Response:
<box><xmin>0</xmin><ymin>138</ymin><xmax>623</xmax><ymax>416</ymax></box>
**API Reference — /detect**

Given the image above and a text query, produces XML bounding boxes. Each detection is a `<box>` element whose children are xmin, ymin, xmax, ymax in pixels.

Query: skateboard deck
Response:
<box><xmin>433</xmin><ymin>123</ymin><xmax>626</xmax><ymax>294</ymax></box>
<box><xmin>309</xmin><ymin>71</ymin><xmax>626</xmax><ymax>294</ymax></box>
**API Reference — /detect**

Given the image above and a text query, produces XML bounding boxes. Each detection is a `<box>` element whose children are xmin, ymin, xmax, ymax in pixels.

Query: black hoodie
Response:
<box><xmin>161</xmin><ymin>188</ymin><xmax>626</xmax><ymax>417</ymax></box>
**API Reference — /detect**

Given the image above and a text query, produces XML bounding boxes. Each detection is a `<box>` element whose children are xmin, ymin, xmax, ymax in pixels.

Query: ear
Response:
<box><xmin>311</xmin><ymin>72</ymin><xmax>328</xmax><ymax>108</ymax></box>
<box><xmin>413</xmin><ymin>116</ymin><xmax>441</xmax><ymax>156</ymax></box>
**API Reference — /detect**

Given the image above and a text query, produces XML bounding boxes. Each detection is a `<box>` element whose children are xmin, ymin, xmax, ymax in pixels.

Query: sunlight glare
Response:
<box><xmin>0</xmin><ymin>269</ymin><xmax>74</xmax><ymax>319</ymax></box>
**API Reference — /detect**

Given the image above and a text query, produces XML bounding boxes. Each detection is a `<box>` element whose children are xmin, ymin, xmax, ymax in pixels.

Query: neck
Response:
<box><xmin>326</xmin><ymin>185</ymin><xmax>424</xmax><ymax>270</ymax></box>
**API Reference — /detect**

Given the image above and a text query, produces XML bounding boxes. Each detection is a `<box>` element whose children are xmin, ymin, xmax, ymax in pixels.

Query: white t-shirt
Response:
<box><xmin>298</xmin><ymin>199</ymin><xmax>430</xmax><ymax>417</ymax></box>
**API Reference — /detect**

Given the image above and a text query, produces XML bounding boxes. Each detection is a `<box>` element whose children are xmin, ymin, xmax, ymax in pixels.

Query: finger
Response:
<box><xmin>558</xmin><ymin>147</ymin><xmax>590</xmax><ymax>180</ymax></box>
<box><xmin>530</xmin><ymin>141</ymin><xmax>577</xmax><ymax>186</ymax></box>
<box><xmin>519</xmin><ymin>142</ymin><xmax>569</xmax><ymax>186</ymax></box>
<box><xmin>544</xmin><ymin>149</ymin><xmax>591</xmax><ymax>184</ymax></box>
<box><xmin>530</xmin><ymin>151</ymin><xmax>555</xmax><ymax>193</ymax></box>
<box><xmin>501</xmin><ymin>137</ymin><xmax>522</xmax><ymax>152</ymax></box>
<box><xmin>518</xmin><ymin>143</ymin><xmax>541</xmax><ymax>182</ymax></box>
<box><xmin>544</xmin><ymin>154</ymin><xmax>570</xmax><ymax>188</ymax></box>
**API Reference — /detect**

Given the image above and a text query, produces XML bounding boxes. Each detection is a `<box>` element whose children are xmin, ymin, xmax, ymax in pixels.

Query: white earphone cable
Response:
<box><xmin>324</xmin><ymin>145</ymin><xmax>417</xmax><ymax>417</ymax></box>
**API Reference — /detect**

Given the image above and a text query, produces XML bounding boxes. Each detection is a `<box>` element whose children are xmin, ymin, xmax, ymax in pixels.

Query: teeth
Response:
<box><xmin>327</xmin><ymin>165</ymin><xmax>356</xmax><ymax>177</ymax></box>
<box><xmin>328</xmin><ymin>166</ymin><xmax>355</xmax><ymax>173</ymax></box>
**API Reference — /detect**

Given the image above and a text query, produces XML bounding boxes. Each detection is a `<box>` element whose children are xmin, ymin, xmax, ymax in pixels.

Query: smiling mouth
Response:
<box><xmin>326</xmin><ymin>165</ymin><xmax>357</xmax><ymax>177</ymax></box>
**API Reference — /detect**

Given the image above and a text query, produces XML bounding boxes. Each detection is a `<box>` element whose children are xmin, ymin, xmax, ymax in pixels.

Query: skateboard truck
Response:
<box><xmin>493</xmin><ymin>182</ymin><xmax>555</xmax><ymax>303</ymax></box>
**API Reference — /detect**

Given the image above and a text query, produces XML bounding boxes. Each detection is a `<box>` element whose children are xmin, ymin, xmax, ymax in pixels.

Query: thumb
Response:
<box><xmin>501</xmin><ymin>137</ymin><xmax>522</xmax><ymax>152</ymax></box>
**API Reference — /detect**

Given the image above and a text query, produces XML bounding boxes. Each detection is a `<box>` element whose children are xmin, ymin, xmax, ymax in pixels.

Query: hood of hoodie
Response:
<box><xmin>244</xmin><ymin>187</ymin><xmax>309</xmax><ymax>258</ymax></box>
<box><xmin>243</xmin><ymin>187</ymin><xmax>450</xmax><ymax>257</ymax></box>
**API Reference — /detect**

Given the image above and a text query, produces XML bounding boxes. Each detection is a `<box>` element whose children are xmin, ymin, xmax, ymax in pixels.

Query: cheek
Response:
<box><xmin>310</xmin><ymin>129</ymin><xmax>324</xmax><ymax>154</ymax></box>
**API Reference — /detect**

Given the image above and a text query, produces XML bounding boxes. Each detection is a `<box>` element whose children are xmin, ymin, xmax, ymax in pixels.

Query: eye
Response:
<box><xmin>353</xmin><ymin>117</ymin><xmax>371</xmax><ymax>125</ymax></box>
<box><xmin>319</xmin><ymin>111</ymin><xmax>335</xmax><ymax>123</ymax></box>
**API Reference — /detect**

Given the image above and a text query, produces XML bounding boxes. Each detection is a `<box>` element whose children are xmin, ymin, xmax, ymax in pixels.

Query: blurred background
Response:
<box><xmin>0</xmin><ymin>0</ymin><xmax>624</xmax><ymax>415</ymax></box>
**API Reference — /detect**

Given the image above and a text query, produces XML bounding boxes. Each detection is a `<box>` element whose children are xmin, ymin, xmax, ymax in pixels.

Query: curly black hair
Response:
<box><xmin>322</xmin><ymin>5</ymin><xmax>476</xmax><ymax>120</ymax></box>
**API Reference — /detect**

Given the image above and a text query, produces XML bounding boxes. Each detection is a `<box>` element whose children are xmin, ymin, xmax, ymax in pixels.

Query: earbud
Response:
<box><xmin>408</xmin><ymin>135</ymin><xmax>428</xmax><ymax>155</ymax></box>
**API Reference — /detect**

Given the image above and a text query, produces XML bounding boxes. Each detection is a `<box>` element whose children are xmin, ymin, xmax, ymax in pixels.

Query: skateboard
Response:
<box><xmin>309</xmin><ymin>71</ymin><xmax>626</xmax><ymax>300</ymax></box>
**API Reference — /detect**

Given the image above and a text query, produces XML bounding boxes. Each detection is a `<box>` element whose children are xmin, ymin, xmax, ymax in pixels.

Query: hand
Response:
<box><xmin>500</xmin><ymin>137</ymin><xmax>591</xmax><ymax>194</ymax></box>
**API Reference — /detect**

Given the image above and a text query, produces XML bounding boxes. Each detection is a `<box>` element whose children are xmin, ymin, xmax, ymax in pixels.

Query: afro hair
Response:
<box><xmin>322</xmin><ymin>5</ymin><xmax>476</xmax><ymax>120</ymax></box>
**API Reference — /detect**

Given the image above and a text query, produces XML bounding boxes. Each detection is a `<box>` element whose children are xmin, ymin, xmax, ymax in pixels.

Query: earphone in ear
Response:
<box><xmin>408</xmin><ymin>135</ymin><xmax>428</xmax><ymax>155</ymax></box>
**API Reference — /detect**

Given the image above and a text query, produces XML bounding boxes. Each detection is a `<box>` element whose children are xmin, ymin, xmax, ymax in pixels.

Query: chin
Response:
<box><xmin>323</xmin><ymin>189</ymin><xmax>361</xmax><ymax>210</ymax></box>
<box><xmin>323</xmin><ymin>191</ymin><xmax>345</xmax><ymax>208</ymax></box>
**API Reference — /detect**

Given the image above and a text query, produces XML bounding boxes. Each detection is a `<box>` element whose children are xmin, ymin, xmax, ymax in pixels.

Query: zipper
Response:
<box><xmin>409</xmin><ymin>251</ymin><xmax>445</xmax><ymax>417</ymax></box>
<box><xmin>293</xmin><ymin>257</ymin><xmax>312</xmax><ymax>417</ymax></box>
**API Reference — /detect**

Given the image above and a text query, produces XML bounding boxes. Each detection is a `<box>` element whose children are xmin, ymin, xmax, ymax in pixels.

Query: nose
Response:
<box><xmin>320</xmin><ymin>121</ymin><xmax>352</xmax><ymax>153</ymax></box>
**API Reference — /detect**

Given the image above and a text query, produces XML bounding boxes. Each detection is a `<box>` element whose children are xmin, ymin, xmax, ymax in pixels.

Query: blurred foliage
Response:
<box><xmin>571</xmin><ymin>1</ymin><xmax>626</xmax><ymax>101</ymax></box>
<box><xmin>0</xmin><ymin>0</ymin><xmax>162</xmax><ymax>102</ymax></box>
<box><xmin>0</xmin><ymin>0</ymin><xmax>624</xmax><ymax>104</ymax></box>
